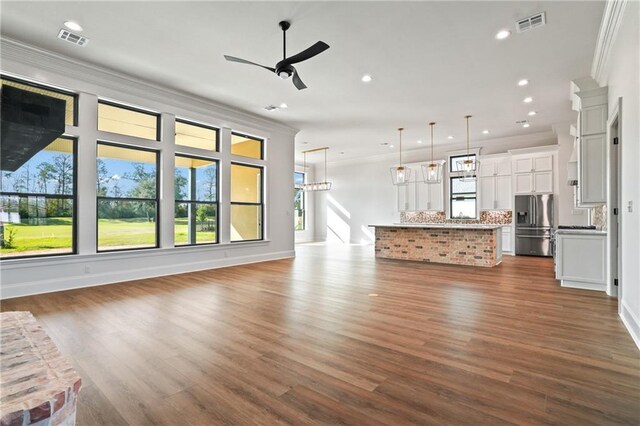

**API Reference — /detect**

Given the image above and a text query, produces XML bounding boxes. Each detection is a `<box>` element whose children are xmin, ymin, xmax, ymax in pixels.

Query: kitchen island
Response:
<box><xmin>370</xmin><ymin>224</ymin><xmax>503</xmax><ymax>267</ymax></box>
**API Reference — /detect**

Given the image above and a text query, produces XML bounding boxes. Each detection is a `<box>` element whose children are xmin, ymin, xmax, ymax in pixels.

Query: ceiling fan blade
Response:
<box><xmin>292</xmin><ymin>69</ymin><xmax>307</xmax><ymax>90</ymax></box>
<box><xmin>282</xmin><ymin>41</ymin><xmax>329</xmax><ymax>65</ymax></box>
<box><xmin>224</xmin><ymin>55</ymin><xmax>275</xmax><ymax>72</ymax></box>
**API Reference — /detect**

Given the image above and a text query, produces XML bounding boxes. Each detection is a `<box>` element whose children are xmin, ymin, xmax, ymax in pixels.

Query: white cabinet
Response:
<box><xmin>479</xmin><ymin>156</ymin><xmax>511</xmax><ymax>177</ymax></box>
<box><xmin>502</xmin><ymin>226</ymin><xmax>513</xmax><ymax>253</ymax></box>
<box><xmin>397</xmin><ymin>163</ymin><xmax>445</xmax><ymax>212</ymax></box>
<box><xmin>512</xmin><ymin>153</ymin><xmax>554</xmax><ymax>194</ymax></box>
<box><xmin>581</xmin><ymin>105</ymin><xmax>607</xmax><ymax>135</ymax></box>
<box><xmin>556</xmin><ymin>232</ymin><xmax>606</xmax><ymax>291</ymax></box>
<box><xmin>480</xmin><ymin>175</ymin><xmax>512</xmax><ymax>210</ymax></box>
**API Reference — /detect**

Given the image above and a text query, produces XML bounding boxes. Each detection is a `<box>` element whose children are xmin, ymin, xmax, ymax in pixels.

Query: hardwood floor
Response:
<box><xmin>2</xmin><ymin>243</ymin><xmax>639</xmax><ymax>425</ymax></box>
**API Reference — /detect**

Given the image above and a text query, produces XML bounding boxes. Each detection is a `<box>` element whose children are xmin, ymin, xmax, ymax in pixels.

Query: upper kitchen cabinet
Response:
<box><xmin>479</xmin><ymin>155</ymin><xmax>511</xmax><ymax>177</ymax></box>
<box><xmin>512</xmin><ymin>151</ymin><xmax>555</xmax><ymax>194</ymax></box>
<box><xmin>479</xmin><ymin>154</ymin><xmax>512</xmax><ymax>210</ymax></box>
<box><xmin>575</xmin><ymin>86</ymin><xmax>608</xmax><ymax>205</ymax></box>
<box><xmin>397</xmin><ymin>162</ymin><xmax>444</xmax><ymax>212</ymax></box>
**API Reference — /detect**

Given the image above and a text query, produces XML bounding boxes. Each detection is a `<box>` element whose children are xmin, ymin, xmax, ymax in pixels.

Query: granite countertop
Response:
<box><xmin>369</xmin><ymin>223</ymin><xmax>504</xmax><ymax>230</ymax></box>
<box><xmin>554</xmin><ymin>229</ymin><xmax>607</xmax><ymax>235</ymax></box>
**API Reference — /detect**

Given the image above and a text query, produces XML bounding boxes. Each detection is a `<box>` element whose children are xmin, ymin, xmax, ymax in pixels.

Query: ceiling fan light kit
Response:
<box><xmin>224</xmin><ymin>20</ymin><xmax>330</xmax><ymax>90</ymax></box>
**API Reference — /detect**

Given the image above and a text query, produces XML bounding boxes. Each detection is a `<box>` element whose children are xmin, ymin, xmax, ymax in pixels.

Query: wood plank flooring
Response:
<box><xmin>2</xmin><ymin>243</ymin><xmax>639</xmax><ymax>425</ymax></box>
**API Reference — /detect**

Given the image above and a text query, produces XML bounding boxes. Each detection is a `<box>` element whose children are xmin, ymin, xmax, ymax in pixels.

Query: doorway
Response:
<box><xmin>608</xmin><ymin>98</ymin><xmax>622</xmax><ymax>306</ymax></box>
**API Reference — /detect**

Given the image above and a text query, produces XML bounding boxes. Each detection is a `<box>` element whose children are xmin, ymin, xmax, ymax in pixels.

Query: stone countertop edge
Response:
<box><xmin>369</xmin><ymin>224</ymin><xmax>504</xmax><ymax>230</ymax></box>
<box><xmin>554</xmin><ymin>229</ymin><xmax>607</xmax><ymax>235</ymax></box>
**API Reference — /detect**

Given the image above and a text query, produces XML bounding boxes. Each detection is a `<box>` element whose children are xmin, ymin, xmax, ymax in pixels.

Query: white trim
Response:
<box><xmin>560</xmin><ymin>280</ymin><xmax>606</xmax><ymax>291</ymax></box>
<box><xmin>508</xmin><ymin>144</ymin><xmax>560</xmax><ymax>156</ymax></box>
<box><xmin>591</xmin><ymin>0</ymin><xmax>628</xmax><ymax>84</ymax></box>
<box><xmin>1</xmin><ymin>250</ymin><xmax>294</xmax><ymax>300</ymax></box>
<box><xmin>620</xmin><ymin>301</ymin><xmax>640</xmax><ymax>351</ymax></box>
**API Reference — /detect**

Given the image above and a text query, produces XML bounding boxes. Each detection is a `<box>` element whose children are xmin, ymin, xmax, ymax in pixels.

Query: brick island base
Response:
<box><xmin>372</xmin><ymin>225</ymin><xmax>502</xmax><ymax>267</ymax></box>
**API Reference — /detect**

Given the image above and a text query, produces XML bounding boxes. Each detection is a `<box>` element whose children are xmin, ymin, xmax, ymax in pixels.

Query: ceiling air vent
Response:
<box><xmin>264</xmin><ymin>105</ymin><xmax>278</xmax><ymax>111</ymax></box>
<box><xmin>516</xmin><ymin>12</ymin><xmax>546</xmax><ymax>33</ymax></box>
<box><xmin>57</xmin><ymin>29</ymin><xmax>89</xmax><ymax>47</ymax></box>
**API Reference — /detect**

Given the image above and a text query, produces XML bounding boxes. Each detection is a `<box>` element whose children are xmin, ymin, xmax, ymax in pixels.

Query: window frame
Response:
<box><xmin>175</xmin><ymin>118</ymin><xmax>220</xmax><ymax>152</ymax></box>
<box><xmin>174</xmin><ymin>153</ymin><xmax>220</xmax><ymax>246</ymax></box>
<box><xmin>449</xmin><ymin>153</ymin><xmax>477</xmax><ymax>173</ymax></box>
<box><xmin>97</xmin><ymin>99</ymin><xmax>162</xmax><ymax>141</ymax></box>
<box><xmin>95</xmin><ymin>141</ymin><xmax>161</xmax><ymax>253</ymax></box>
<box><xmin>1</xmin><ymin>74</ymin><xmax>79</xmax><ymax>126</ymax></box>
<box><xmin>294</xmin><ymin>171</ymin><xmax>305</xmax><ymax>231</ymax></box>
<box><xmin>449</xmin><ymin>176</ymin><xmax>478</xmax><ymax>220</ymax></box>
<box><xmin>230</xmin><ymin>162</ymin><xmax>264</xmax><ymax>242</ymax></box>
<box><xmin>0</xmin><ymin>136</ymin><xmax>78</xmax><ymax>260</ymax></box>
<box><xmin>231</xmin><ymin>131</ymin><xmax>265</xmax><ymax>160</ymax></box>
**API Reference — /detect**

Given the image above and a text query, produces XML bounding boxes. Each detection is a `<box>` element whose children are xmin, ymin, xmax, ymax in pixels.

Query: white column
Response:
<box><xmin>159</xmin><ymin>113</ymin><xmax>175</xmax><ymax>248</ymax></box>
<box><xmin>219</xmin><ymin>127</ymin><xmax>232</xmax><ymax>244</ymax></box>
<box><xmin>76</xmin><ymin>93</ymin><xmax>98</xmax><ymax>255</ymax></box>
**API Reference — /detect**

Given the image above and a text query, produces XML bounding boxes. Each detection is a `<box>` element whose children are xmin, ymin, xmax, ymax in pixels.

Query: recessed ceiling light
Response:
<box><xmin>63</xmin><ymin>21</ymin><xmax>83</xmax><ymax>32</ymax></box>
<box><xmin>417</xmin><ymin>140</ymin><xmax>423</xmax><ymax>144</ymax></box>
<box><xmin>518</xmin><ymin>79</ymin><xmax>529</xmax><ymax>86</ymax></box>
<box><xmin>495</xmin><ymin>30</ymin><xmax>511</xmax><ymax>40</ymax></box>
<box><xmin>482</xmin><ymin>130</ymin><xmax>489</xmax><ymax>134</ymax></box>
<box><xmin>361</xmin><ymin>74</ymin><xmax>372</xmax><ymax>83</ymax></box>
<box><xmin>279</xmin><ymin>103</ymin><xmax>288</xmax><ymax>109</ymax></box>
<box><xmin>447</xmin><ymin>135</ymin><xmax>454</xmax><ymax>140</ymax></box>
<box><xmin>528</xmin><ymin>111</ymin><xmax>537</xmax><ymax>116</ymax></box>
<box><xmin>523</xmin><ymin>97</ymin><xmax>533</xmax><ymax>103</ymax></box>
<box><xmin>522</xmin><ymin>123</ymin><xmax>530</xmax><ymax>128</ymax></box>
<box><xmin>389</xmin><ymin>144</ymin><xmax>394</xmax><ymax>148</ymax></box>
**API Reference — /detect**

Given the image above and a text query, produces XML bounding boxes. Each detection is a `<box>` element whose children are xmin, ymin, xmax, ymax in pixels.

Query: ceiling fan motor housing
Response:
<box><xmin>276</xmin><ymin>62</ymin><xmax>294</xmax><ymax>79</ymax></box>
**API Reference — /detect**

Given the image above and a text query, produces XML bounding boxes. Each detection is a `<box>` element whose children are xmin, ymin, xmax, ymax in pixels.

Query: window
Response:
<box><xmin>1</xmin><ymin>137</ymin><xmax>76</xmax><ymax>259</ymax></box>
<box><xmin>294</xmin><ymin>172</ymin><xmax>305</xmax><ymax>231</ymax></box>
<box><xmin>175</xmin><ymin>119</ymin><xmax>219</xmax><ymax>151</ymax></box>
<box><xmin>96</xmin><ymin>143</ymin><xmax>159</xmax><ymax>251</ymax></box>
<box><xmin>98</xmin><ymin>101</ymin><xmax>160</xmax><ymax>141</ymax></box>
<box><xmin>450</xmin><ymin>177</ymin><xmax>477</xmax><ymax>219</ymax></box>
<box><xmin>231</xmin><ymin>132</ymin><xmax>263</xmax><ymax>159</ymax></box>
<box><xmin>230</xmin><ymin>163</ymin><xmax>263</xmax><ymax>241</ymax></box>
<box><xmin>1</xmin><ymin>76</ymin><xmax>77</xmax><ymax>126</ymax></box>
<box><xmin>175</xmin><ymin>155</ymin><xmax>218</xmax><ymax>245</ymax></box>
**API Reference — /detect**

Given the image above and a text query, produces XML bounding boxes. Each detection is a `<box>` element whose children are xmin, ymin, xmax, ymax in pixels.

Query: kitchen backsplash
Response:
<box><xmin>591</xmin><ymin>205</ymin><xmax>607</xmax><ymax>230</ymax></box>
<box><xmin>400</xmin><ymin>210</ymin><xmax>512</xmax><ymax>225</ymax></box>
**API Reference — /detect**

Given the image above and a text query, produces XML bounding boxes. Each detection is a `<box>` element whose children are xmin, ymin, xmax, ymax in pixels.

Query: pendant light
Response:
<box><xmin>390</xmin><ymin>127</ymin><xmax>411</xmax><ymax>185</ymax></box>
<box><xmin>421</xmin><ymin>122</ymin><xmax>444</xmax><ymax>184</ymax></box>
<box><xmin>456</xmin><ymin>115</ymin><xmax>480</xmax><ymax>181</ymax></box>
<box><xmin>300</xmin><ymin>147</ymin><xmax>332</xmax><ymax>191</ymax></box>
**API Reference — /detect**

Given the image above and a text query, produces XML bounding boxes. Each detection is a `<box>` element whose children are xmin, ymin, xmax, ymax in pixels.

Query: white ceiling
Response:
<box><xmin>1</xmin><ymin>1</ymin><xmax>605</xmax><ymax>163</ymax></box>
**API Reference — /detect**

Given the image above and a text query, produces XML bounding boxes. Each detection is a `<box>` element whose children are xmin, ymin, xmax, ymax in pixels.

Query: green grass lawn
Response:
<box><xmin>1</xmin><ymin>217</ymin><xmax>217</xmax><ymax>257</ymax></box>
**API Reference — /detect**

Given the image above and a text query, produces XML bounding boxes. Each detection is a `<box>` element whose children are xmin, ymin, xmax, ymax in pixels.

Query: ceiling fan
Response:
<box><xmin>224</xmin><ymin>21</ymin><xmax>329</xmax><ymax>90</ymax></box>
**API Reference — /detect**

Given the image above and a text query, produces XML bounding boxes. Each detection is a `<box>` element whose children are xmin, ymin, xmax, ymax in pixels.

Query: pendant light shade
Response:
<box><xmin>390</xmin><ymin>127</ymin><xmax>412</xmax><ymax>185</ymax></box>
<box><xmin>299</xmin><ymin>147</ymin><xmax>332</xmax><ymax>191</ymax></box>
<box><xmin>456</xmin><ymin>115</ymin><xmax>480</xmax><ymax>181</ymax></box>
<box><xmin>422</xmin><ymin>122</ymin><xmax>444</xmax><ymax>184</ymax></box>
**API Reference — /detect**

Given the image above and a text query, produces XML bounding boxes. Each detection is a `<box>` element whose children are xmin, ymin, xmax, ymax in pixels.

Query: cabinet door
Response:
<box><xmin>514</xmin><ymin>173</ymin><xmax>533</xmax><ymax>194</ymax></box>
<box><xmin>533</xmin><ymin>154</ymin><xmax>553</xmax><ymax>172</ymax></box>
<box><xmin>479</xmin><ymin>177</ymin><xmax>495</xmax><ymax>210</ymax></box>
<box><xmin>580</xmin><ymin>134</ymin><xmax>607</xmax><ymax>204</ymax></box>
<box><xmin>495</xmin><ymin>175</ymin><xmax>512</xmax><ymax>209</ymax></box>
<box><xmin>479</xmin><ymin>159</ymin><xmax>496</xmax><ymax>177</ymax></box>
<box><xmin>513</xmin><ymin>157</ymin><xmax>533</xmax><ymax>174</ymax></box>
<box><xmin>397</xmin><ymin>184</ymin><xmax>409</xmax><ymax>211</ymax></box>
<box><xmin>495</xmin><ymin>157</ymin><xmax>512</xmax><ymax>176</ymax></box>
<box><xmin>502</xmin><ymin>227</ymin><xmax>512</xmax><ymax>253</ymax></box>
<box><xmin>415</xmin><ymin>181</ymin><xmax>429</xmax><ymax>210</ymax></box>
<box><xmin>581</xmin><ymin>105</ymin><xmax>607</xmax><ymax>135</ymax></box>
<box><xmin>428</xmin><ymin>181</ymin><xmax>444</xmax><ymax>211</ymax></box>
<box><xmin>533</xmin><ymin>171</ymin><xmax>553</xmax><ymax>193</ymax></box>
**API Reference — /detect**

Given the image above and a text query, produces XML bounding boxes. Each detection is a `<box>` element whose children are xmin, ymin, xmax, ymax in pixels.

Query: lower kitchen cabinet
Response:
<box><xmin>555</xmin><ymin>231</ymin><xmax>606</xmax><ymax>291</ymax></box>
<box><xmin>501</xmin><ymin>226</ymin><xmax>513</xmax><ymax>254</ymax></box>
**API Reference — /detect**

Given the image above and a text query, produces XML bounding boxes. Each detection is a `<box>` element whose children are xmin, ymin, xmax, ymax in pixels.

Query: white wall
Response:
<box><xmin>0</xmin><ymin>39</ymin><xmax>297</xmax><ymax>299</ymax></box>
<box><xmin>596</xmin><ymin>1</ymin><xmax>640</xmax><ymax>347</ymax></box>
<box><xmin>315</xmin><ymin>131</ymin><xmax>557</xmax><ymax>244</ymax></box>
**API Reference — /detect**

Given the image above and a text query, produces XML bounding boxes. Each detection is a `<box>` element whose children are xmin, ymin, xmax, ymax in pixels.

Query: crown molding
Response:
<box><xmin>0</xmin><ymin>37</ymin><xmax>299</xmax><ymax>136</ymax></box>
<box><xmin>591</xmin><ymin>0</ymin><xmax>628</xmax><ymax>85</ymax></box>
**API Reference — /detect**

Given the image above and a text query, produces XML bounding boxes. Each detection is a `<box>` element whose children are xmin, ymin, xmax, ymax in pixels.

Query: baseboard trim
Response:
<box><xmin>620</xmin><ymin>301</ymin><xmax>640</xmax><ymax>351</ymax></box>
<box><xmin>560</xmin><ymin>280</ymin><xmax>606</xmax><ymax>291</ymax></box>
<box><xmin>1</xmin><ymin>250</ymin><xmax>295</xmax><ymax>300</ymax></box>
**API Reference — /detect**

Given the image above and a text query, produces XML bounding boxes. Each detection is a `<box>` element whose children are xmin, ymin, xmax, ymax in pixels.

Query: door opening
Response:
<box><xmin>608</xmin><ymin>98</ymin><xmax>622</xmax><ymax>305</ymax></box>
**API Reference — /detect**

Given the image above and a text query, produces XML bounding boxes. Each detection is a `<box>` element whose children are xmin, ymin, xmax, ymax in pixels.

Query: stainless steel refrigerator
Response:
<box><xmin>515</xmin><ymin>194</ymin><xmax>554</xmax><ymax>256</ymax></box>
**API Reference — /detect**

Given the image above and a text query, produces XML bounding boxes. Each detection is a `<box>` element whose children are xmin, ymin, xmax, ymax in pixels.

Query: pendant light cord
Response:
<box><xmin>465</xmin><ymin>115</ymin><xmax>472</xmax><ymax>160</ymax></box>
<box><xmin>324</xmin><ymin>148</ymin><xmax>327</xmax><ymax>182</ymax></box>
<box><xmin>429</xmin><ymin>122</ymin><xmax>435</xmax><ymax>163</ymax></box>
<box><xmin>398</xmin><ymin>128</ymin><xmax>403</xmax><ymax>166</ymax></box>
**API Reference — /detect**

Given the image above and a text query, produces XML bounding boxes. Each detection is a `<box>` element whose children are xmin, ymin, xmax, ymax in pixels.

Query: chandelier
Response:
<box><xmin>390</xmin><ymin>127</ymin><xmax>411</xmax><ymax>185</ymax></box>
<box><xmin>298</xmin><ymin>147</ymin><xmax>332</xmax><ymax>191</ymax></box>
<box><xmin>421</xmin><ymin>122</ymin><xmax>444</xmax><ymax>184</ymax></box>
<box><xmin>456</xmin><ymin>115</ymin><xmax>480</xmax><ymax>181</ymax></box>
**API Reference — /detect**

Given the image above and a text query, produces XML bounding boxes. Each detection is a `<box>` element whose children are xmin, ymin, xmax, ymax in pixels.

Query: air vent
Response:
<box><xmin>57</xmin><ymin>29</ymin><xmax>89</xmax><ymax>47</ymax></box>
<box><xmin>264</xmin><ymin>105</ymin><xmax>278</xmax><ymax>111</ymax></box>
<box><xmin>516</xmin><ymin>12</ymin><xmax>546</xmax><ymax>33</ymax></box>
